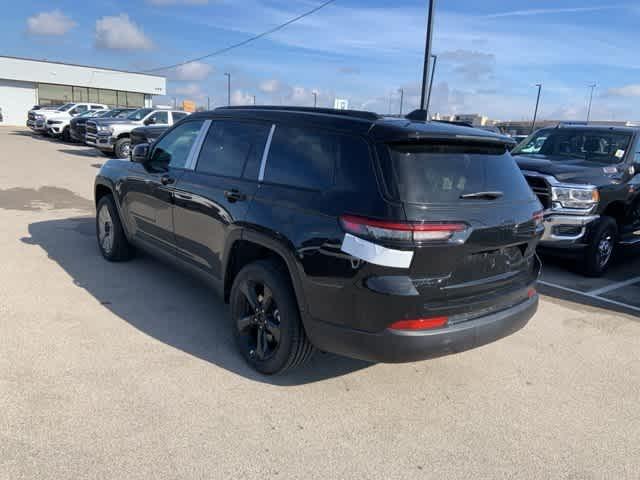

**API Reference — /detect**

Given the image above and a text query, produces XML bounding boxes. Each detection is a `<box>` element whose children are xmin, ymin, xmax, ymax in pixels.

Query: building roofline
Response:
<box><xmin>0</xmin><ymin>55</ymin><xmax>164</xmax><ymax>80</ymax></box>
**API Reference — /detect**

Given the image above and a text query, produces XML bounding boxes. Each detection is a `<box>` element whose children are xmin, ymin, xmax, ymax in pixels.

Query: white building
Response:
<box><xmin>0</xmin><ymin>56</ymin><xmax>166</xmax><ymax>126</ymax></box>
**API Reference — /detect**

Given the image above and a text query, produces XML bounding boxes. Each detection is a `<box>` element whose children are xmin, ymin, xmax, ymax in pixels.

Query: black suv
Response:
<box><xmin>513</xmin><ymin>125</ymin><xmax>640</xmax><ymax>276</ymax></box>
<box><xmin>94</xmin><ymin>106</ymin><xmax>543</xmax><ymax>374</ymax></box>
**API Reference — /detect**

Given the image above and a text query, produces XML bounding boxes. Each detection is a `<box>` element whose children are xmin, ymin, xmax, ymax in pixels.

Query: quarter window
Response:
<box><xmin>149</xmin><ymin>121</ymin><xmax>204</xmax><ymax>170</ymax></box>
<box><xmin>196</xmin><ymin>121</ymin><xmax>271</xmax><ymax>178</ymax></box>
<box><xmin>264</xmin><ymin>126</ymin><xmax>341</xmax><ymax>190</ymax></box>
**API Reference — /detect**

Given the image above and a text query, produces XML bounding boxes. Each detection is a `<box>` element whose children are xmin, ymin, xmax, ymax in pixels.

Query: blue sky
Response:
<box><xmin>2</xmin><ymin>0</ymin><xmax>640</xmax><ymax>120</ymax></box>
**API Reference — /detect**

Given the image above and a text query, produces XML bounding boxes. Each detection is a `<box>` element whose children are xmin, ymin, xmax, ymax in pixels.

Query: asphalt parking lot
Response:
<box><xmin>1</xmin><ymin>126</ymin><xmax>639</xmax><ymax>479</ymax></box>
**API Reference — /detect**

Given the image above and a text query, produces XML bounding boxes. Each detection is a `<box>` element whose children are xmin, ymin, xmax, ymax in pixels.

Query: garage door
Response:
<box><xmin>0</xmin><ymin>79</ymin><xmax>37</xmax><ymax>126</ymax></box>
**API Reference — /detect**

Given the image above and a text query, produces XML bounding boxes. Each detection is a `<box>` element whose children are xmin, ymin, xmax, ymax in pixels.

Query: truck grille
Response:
<box><xmin>524</xmin><ymin>175</ymin><xmax>551</xmax><ymax>209</ymax></box>
<box><xmin>86</xmin><ymin>122</ymin><xmax>97</xmax><ymax>135</ymax></box>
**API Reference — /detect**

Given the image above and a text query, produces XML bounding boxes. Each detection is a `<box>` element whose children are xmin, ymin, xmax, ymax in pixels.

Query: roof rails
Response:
<box><xmin>215</xmin><ymin>105</ymin><xmax>380</xmax><ymax>121</ymax></box>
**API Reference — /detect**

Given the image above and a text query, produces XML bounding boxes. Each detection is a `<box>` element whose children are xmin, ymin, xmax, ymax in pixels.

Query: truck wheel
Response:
<box><xmin>583</xmin><ymin>216</ymin><xmax>617</xmax><ymax>277</ymax></box>
<box><xmin>96</xmin><ymin>194</ymin><xmax>134</xmax><ymax>262</ymax></box>
<box><xmin>114</xmin><ymin>138</ymin><xmax>131</xmax><ymax>159</ymax></box>
<box><xmin>62</xmin><ymin>126</ymin><xmax>71</xmax><ymax>142</ymax></box>
<box><xmin>230</xmin><ymin>260</ymin><xmax>314</xmax><ymax>375</ymax></box>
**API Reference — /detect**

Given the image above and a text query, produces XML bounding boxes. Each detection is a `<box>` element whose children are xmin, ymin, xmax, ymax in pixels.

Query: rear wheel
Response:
<box><xmin>230</xmin><ymin>260</ymin><xmax>314</xmax><ymax>375</ymax></box>
<box><xmin>583</xmin><ymin>216</ymin><xmax>617</xmax><ymax>277</ymax></box>
<box><xmin>96</xmin><ymin>194</ymin><xmax>134</xmax><ymax>262</ymax></box>
<box><xmin>114</xmin><ymin>138</ymin><xmax>131</xmax><ymax>159</ymax></box>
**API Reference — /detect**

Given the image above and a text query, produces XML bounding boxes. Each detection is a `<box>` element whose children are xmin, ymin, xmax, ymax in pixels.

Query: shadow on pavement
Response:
<box><xmin>22</xmin><ymin>216</ymin><xmax>372</xmax><ymax>385</ymax></box>
<box><xmin>57</xmin><ymin>148</ymin><xmax>101</xmax><ymax>158</ymax></box>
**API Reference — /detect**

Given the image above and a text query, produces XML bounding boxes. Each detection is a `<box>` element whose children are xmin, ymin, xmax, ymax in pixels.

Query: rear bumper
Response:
<box><xmin>304</xmin><ymin>294</ymin><xmax>538</xmax><ymax>363</ymax></box>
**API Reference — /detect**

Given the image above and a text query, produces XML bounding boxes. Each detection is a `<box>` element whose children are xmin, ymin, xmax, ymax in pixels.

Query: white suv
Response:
<box><xmin>86</xmin><ymin>108</ymin><xmax>189</xmax><ymax>158</ymax></box>
<box><xmin>29</xmin><ymin>103</ymin><xmax>107</xmax><ymax>138</ymax></box>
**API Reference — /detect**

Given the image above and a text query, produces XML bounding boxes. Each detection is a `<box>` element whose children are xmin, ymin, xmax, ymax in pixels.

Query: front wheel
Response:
<box><xmin>96</xmin><ymin>194</ymin><xmax>134</xmax><ymax>262</ymax></box>
<box><xmin>230</xmin><ymin>260</ymin><xmax>314</xmax><ymax>375</ymax></box>
<box><xmin>114</xmin><ymin>138</ymin><xmax>131</xmax><ymax>159</ymax></box>
<box><xmin>583</xmin><ymin>216</ymin><xmax>617</xmax><ymax>277</ymax></box>
<box><xmin>62</xmin><ymin>126</ymin><xmax>71</xmax><ymax>142</ymax></box>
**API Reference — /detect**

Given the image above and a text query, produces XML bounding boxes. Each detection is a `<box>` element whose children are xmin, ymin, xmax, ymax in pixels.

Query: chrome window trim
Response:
<box><xmin>258</xmin><ymin>124</ymin><xmax>277</xmax><ymax>182</ymax></box>
<box><xmin>185</xmin><ymin>119</ymin><xmax>212</xmax><ymax>171</ymax></box>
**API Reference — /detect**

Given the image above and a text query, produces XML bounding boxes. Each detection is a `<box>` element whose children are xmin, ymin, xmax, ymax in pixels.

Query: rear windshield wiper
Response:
<box><xmin>460</xmin><ymin>191</ymin><xmax>504</xmax><ymax>200</ymax></box>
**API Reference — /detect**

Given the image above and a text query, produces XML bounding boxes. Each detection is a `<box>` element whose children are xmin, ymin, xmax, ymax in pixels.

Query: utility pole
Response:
<box><xmin>425</xmin><ymin>54</ymin><xmax>438</xmax><ymax>120</ymax></box>
<box><xmin>312</xmin><ymin>91</ymin><xmax>318</xmax><ymax>108</ymax></box>
<box><xmin>398</xmin><ymin>88</ymin><xmax>404</xmax><ymax>116</ymax></box>
<box><xmin>388</xmin><ymin>92</ymin><xmax>393</xmax><ymax>115</ymax></box>
<box><xmin>586</xmin><ymin>83</ymin><xmax>596</xmax><ymax>123</ymax></box>
<box><xmin>224</xmin><ymin>72</ymin><xmax>231</xmax><ymax>106</ymax></box>
<box><xmin>531</xmin><ymin>83</ymin><xmax>542</xmax><ymax>133</ymax></box>
<box><xmin>253</xmin><ymin>95</ymin><xmax>256</xmax><ymax>105</ymax></box>
<box><xmin>207</xmin><ymin>96</ymin><xmax>210</xmax><ymax>110</ymax></box>
<box><xmin>419</xmin><ymin>0</ymin><xmax>436</xmax><ymax>110</ymax></box>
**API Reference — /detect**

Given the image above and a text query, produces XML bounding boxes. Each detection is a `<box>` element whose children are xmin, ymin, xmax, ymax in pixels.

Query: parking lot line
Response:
<box><xmin>538</xmin><ymin>280</ymin><xmax>640</xmax><ymax>313</ymax></box>
<box><xmin>586</xmin><ymin>276</ymin><xmax>640</xmax><ymax>296</ymax></box>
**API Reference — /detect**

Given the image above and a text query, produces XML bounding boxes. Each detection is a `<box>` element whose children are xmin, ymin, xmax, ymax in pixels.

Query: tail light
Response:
<box><xmin>527</xmin><ymin>287</ymin><xmax>537</xmax><ymax>299</ymax></box>
<box><xmin>340</xmin><ymin>215</ymin><xmax>467</xmax><ymax>243</ymax></box>
<box><xmin>389</xmin><ymin>316</ymin><xmax>448</xmax><ymax>331</ymax></box>
<box><xmin>533</xmin><ymin>210</ymin><xmax>544</xmax><ymax>227</ymax></box>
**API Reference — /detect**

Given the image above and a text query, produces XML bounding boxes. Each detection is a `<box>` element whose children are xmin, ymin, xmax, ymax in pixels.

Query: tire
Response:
<box><xmin>230</xmin><ymin>260</ymin><xmax>314</xmax><ymax>375</ymax></box>
<box><xmin>114</xmin><ymin>138</ymin><xmax>131</xmax><ymax>159</ymax></box>
<box><xmin>583</xmin><ymin>216</ymin><xmax>617</xmax><ymax>277</ymax></box>
<box><xmin>96</xmin><ymin>194</ymin><xmax>134</xmax><ymax>262</ymax></box>
<box><xmin>62</xmin><ymin>126</ymin><xmax>71</xmax><ymax>142</ymax></box>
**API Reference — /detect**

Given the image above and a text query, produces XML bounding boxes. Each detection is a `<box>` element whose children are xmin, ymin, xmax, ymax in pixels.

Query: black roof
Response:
<box><xmin>549</xmin><ymin>123</ymin><xmax>640</xmax><ymax>134</ymax></box>
<box><xmin>189</xmin><ymin>106</ymin><xmax>515</xmax><ymax>145</ymax></box>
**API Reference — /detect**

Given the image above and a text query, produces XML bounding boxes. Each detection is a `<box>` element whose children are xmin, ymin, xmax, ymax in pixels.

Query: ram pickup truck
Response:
<box><xmin>130</xmin><ymin>124</ymin><xmax>169</xmax><ymax>148</ymax></box>
<box><xmin>29</xmin><ymin>102</ymin><xmax>107</xmax><ymax>138</ymax></box>
<box><xmin>86</xmin><ymin>108</ymin><xmax>189</xmax><ymax>158</ymax></box>
<box><xmin>513</xmin><ymin>124</ymin><xmax>640</xmax><ymax>276</ymax></box>
<box><xmin>69</xmin><ymin>108</ymin><xmax>136</xmax><ymax>142</ymax></box>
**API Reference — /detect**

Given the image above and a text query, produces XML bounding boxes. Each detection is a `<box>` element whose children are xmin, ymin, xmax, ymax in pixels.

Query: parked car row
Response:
<box><xmin>26</xmin><ymin>104</ymin><xmax>186</xmax><ymax>158</ymax></box>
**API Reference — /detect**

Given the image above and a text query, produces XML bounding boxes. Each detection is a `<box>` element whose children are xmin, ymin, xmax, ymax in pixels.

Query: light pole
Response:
<box><xmin>312</xmin><ymin>91</ymin><xmax>318</xmax><ymax>108</ymax></box>
<box><xmin>531</xmin><ymin>83</ymin><xmax>542</xmax><ymax>133</ymax></box>
<box><xmin>207</xmin><ymin>96</ymin><xmax>210</xmax><ymax>110</ymax></box>
<box><xmin>419</xmin><ymin>0</ymin><xmax>436</xmax><ymax>110</ymax></box>
<box><xmin>224</xmin><ymin>72</ymin><xmax>231</xmax><ymax>106</ymax></box>
<box><xmin>425</xmin><ymin>54</ymin><xmax>438</xmax><ymax>120</ymax></box>
<box><xmin>586</xmin><ymin>83</ymin><xmax>597</xmax><ymax>123</ymax></box>
<box><xmin>398</xmin><ymin>88</ymin><xmax>404</xmax><ymax>115</ymax></box>
<box><xmin>253</xmin><ymin>95</ymin><xmax>256</xmax><ymax>105</ymax></box>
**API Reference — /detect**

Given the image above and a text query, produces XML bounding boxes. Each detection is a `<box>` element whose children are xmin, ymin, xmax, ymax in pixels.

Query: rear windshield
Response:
<box><xmin>380</xmin><ymin>143</ymin><xmax>535</xmax><ymax>204</ymax></box>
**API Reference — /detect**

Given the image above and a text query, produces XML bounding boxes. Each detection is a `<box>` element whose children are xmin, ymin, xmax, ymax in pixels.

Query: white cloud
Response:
<box><xmin>606</xmin><ymin>85</ymin><xmax>640</xmax><ymax>97</ymax></box>
<box><xmin>95</xmin><ymin>14</ymin><xmax>153</xmax><ymax>51</ymax></box>
<box><xmin>26</xmin><ymin>10</ymin><xmax>76</xmax><ymax>36</ymax></box>
<box><xmin>173</xmin><ymin>62</ymin><xmax>213</xmax><ymax>81</ymax></box>
<box><xmin>484</xmin><ymin>6</ymin><xmax>620</xmax><ymax>19</ymax></box>
<box><xmin>174</xmin><ymin>83</ymin><xmax>205</xmax><ymax>98</ymax></box>
<box><xmin>259</xmin><ymin>79</ymin><xmax>282</xmax><ymax>94</ymax></box>
<box><xmin>147</xmin><ymin>0</ymin><xmax>209</xmax><ymax>4</ymax></box>
<box><xmin>231</xmin><ymin>90</ymin><xmax>254</xmax><ymax>105</ymax></box>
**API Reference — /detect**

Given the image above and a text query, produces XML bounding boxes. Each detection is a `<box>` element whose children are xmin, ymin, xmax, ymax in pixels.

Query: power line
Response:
<box><xmin>143</xmin><ymin>0</ymin><xmax>338</xmax><ymax>73</ymax></box>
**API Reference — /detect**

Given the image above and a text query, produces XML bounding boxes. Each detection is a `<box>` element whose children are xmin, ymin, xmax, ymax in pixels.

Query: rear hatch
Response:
<box><xmin>377</xmin><ymin>140</ymin><xmax>543</xmax><ymax>317</ymax></box>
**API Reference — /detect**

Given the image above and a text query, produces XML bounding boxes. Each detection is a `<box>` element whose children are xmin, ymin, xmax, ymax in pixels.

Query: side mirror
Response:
<box><xmin>131</xmin><ymin>143</ymin><xmax>150</xmax><ymax>163</ymax></box>
<box><xmin>145</xmin><ymin>117</ymin><xmax>156</xmax><ymax>125</ymax></box>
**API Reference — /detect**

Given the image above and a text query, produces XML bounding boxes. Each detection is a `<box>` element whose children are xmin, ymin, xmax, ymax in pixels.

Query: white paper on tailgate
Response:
<box><xmin>340</xmin><ymin>233</ymin><xmax>413</xmax><ymax>269</ymax></box>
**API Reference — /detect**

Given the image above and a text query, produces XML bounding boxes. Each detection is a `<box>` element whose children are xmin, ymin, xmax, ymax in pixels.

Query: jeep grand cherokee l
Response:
<box><xmin>513</xmin><ymin>125</ymin><xmax>640</xmax><ymax>276</ymax></box>
<box><xmin>94</xmin><ymin>106</ymin><xmax>543</xmax><ymax>374</ymax></box>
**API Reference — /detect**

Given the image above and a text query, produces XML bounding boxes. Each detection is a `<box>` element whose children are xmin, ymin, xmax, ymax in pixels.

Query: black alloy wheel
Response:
<box><xmin>236</xmin><ymin>280</ymin><xmax>281</xmax><ymax>362</ymax></box>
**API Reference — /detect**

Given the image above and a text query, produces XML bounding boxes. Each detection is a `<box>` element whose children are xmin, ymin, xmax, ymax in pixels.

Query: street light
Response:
<box><xmin>312</xmin><ymin>91</ymin><xmax>318</xmax><ymax>108</ymax></box>
<box><xmin>586</xmin><ymin>83</ymin><xmax>597</xmax><ymax>123</ymax></box>
<box><xmin>425</xmin><ymin>54</ymin><xmax>438</xmax><ymax>120</ymax></box>
<box><xmin>419</xmin><ymin>0</ymin><xmax>436</xmax><ymax>110</ymax></box>
<box><xmin>531</xmin><ymin>83</ymin><xmax>542</xmax><ymax>134</ymax></box>
<box><xmin>253</xmin><ymin>95</ymin><xmax>256</xmax><ymax>105</ymax></box>
<box><xmin>398</xmin><ymin>88</ymin><xmax>404</xmax><ymax>115</ymax></box>
<box><xmin>224</xmin><ymin>72</ymin><xmax>231</xmax><ymax>106</ymax></box>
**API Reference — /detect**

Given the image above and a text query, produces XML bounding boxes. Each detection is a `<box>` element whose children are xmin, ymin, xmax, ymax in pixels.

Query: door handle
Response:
<box><xmin>160</xmin><ymin>175</ymin><xmax>175</xmax><ymax>186</ymax></box>
<box><xmin>224</xmin><ymin>189</ymin><xmax>246</xmax><ymax>202</ymax></box>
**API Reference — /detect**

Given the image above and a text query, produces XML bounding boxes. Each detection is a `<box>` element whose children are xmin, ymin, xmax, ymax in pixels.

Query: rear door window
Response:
<box><xmin>196</xmin><ymin>121</ymin><xmax>271</xmax><ymax>179</ymax></box>
<box><xmin>379</xmin><ymin>143</ymin><xmax>534</xmax><ymax>204</ymax></box>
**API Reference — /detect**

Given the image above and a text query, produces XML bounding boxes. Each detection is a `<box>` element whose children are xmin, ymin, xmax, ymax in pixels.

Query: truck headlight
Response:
<box><xmin>551</xmin><ymin>186</ymin><xmax>599</xmax><ymax>209</ymax></box>
<box><xmin>97</xmin><ymin>125</ymin><xmax>113</xmax><ymax>133</ymax></box>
